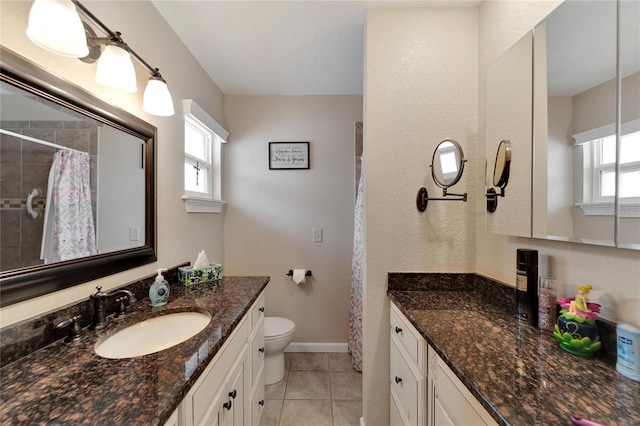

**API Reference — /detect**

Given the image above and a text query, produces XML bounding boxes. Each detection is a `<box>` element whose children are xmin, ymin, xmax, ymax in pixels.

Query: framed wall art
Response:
<box><xmin>269</xmin><ymin>142</ymin><xmax>310</xmax><ymax>170</ymax></box>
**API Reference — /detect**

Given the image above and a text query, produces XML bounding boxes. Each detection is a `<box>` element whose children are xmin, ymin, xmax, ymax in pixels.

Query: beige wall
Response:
<box><xmin>363</xmin><ymin>7</ymin><xmax>478</xmax><ymax>424</ymax></box>
<box><xmin>0</xmin><ymin>1</ymin><xmax>226</xmax><ymax>326</ymax></box>
<box><xmin>223</xmin><ymin>95</ymin><xmax>362</xmax><ymax>345</ymax></box>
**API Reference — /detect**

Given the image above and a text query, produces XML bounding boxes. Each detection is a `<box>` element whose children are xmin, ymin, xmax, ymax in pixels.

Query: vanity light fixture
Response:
<box><xmin>25</xmin><ymin>0</ymin><xmax>175</xmax><ymax>116</ymax></box>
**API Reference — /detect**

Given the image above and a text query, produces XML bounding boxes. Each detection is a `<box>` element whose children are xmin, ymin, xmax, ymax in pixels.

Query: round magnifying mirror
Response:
<box><xmin>431</xmin><ymin>139</ymin><xmax>465</xmax><ymax>188</ymax></box>
<box><xmin>492</xmin><ymin>140</ymin><xmax>512</xmax><ymax>189</ymax></box>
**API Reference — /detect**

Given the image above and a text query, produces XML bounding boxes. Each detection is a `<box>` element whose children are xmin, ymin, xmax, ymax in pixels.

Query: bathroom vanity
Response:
<box><xmin>0</xmin><ymin>276</ymin><xmax>268</xmax><ymax>426</ymax></box>
<box><xmin>388</xmin><ymin>275</ymin><xmax>640</xmax><ymax>426</ymax></box>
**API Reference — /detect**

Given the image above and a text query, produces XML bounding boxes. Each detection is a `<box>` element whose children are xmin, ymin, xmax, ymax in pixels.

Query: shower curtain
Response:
<box><xmin>349</xmin><ymin>159</ymin><xmax>364</xmax><ymax>372</ymax></box>
<box><xmin>41</xmin><ymin>150</ymin><xmax>97</xmax><ymax>263</ymax></box>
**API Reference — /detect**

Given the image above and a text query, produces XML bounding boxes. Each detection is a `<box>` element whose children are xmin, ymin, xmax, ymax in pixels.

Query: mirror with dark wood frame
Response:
<box><xmin>0</xmin><ymin>47</ymin><xmax>157</xmax><ymax>306</ymax></box>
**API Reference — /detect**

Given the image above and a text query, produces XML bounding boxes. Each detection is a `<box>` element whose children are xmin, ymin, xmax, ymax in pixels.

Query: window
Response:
<box><xmin>575</xmin><ymin>120</ymin><xmax>640</xmax><ymax>217</ymax></box>
<box><xmin>182</xmin><ymin>100</ymin><xmax>229</xmax><ymax>213</ymax></box>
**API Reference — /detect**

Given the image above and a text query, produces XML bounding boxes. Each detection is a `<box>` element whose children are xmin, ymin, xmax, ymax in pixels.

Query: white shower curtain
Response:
<box><xmin>349</xmin><ymin>158</ymin><xmax>364</xmax><ymax>372</ymax></box>
<box><xmin>41</xmin><ymin>150</ymin><xmax>97</xmax><ymax>263</ymax></box>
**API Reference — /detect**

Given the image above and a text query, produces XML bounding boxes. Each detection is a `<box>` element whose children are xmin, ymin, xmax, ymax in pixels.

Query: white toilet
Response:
<box><xmin>264</xmin><ymin>317</ymin><xmax>296</xmax><ymax>385</ymax></box>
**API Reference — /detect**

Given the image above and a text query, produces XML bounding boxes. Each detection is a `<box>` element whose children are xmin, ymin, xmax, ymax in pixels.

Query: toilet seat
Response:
<box><xmin>265</xmin><ymin>317</ymin><xmax>295</xmax><ymax>340</ymax></box>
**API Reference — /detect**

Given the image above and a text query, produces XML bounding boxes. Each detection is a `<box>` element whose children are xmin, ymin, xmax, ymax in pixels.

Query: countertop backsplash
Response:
<box><xmin>0</xmin><ymin>262</ymin><xmax>188</xmax><ymax>365</ymax></box>
<box><xmin>388</xmin><ymin>272</ymin><xmax>617</xmax><ymax>366</ymax></box>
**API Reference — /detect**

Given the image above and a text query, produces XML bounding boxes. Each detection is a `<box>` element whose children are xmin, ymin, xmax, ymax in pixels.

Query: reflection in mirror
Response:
<box><xmin>0</xmin><ymin>47</ymin><xmax>156</xmax><ymax>306</ymax></box>
<box><xmin>617</xmin><ymin>0</ymin><xmax>640</xmax><ymax>249</ymax></box>
<box><xmin>493</xmin><ymin>140</ymin><xmax>512</xmax><ymax>188</ymax></box>
<box><xmin>1</xmin><ymin>81</ymin><xmax>145</xmax><ymax>269</ymax></box>
<box><xmin>485</xmin><ymin>31</ymin><xmax>532</xmax><ymax>237</ymax></box>
<box><xmin>533</xmin><ymin>0</ymin><xmax>624</xmax><ymax>247</ymax></box>
<box><xmin>486</xmin><ymin>140</ymin><xmax>512</xmax><ymax>213</ymax></box>
<box><xmin>416</xmin><ymin>139</ymin><xmax>467</xmax><ymax>212</ymax></box>
<box><xmin>432</xmin><ymin>139</ymin><xmax>464</xmax><ymax>188</ymax></box>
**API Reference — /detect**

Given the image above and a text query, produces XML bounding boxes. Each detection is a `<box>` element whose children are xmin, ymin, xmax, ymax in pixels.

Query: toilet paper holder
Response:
<box><xmin>286</xmin><ymin>270</ymin><xmax>312</xmax><ymax>277</ymax></box>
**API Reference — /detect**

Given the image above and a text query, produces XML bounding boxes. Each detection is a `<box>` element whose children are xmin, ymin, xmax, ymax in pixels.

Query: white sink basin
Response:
<box><xmin>95</xmin><ymin>311</ymin><xmax>211</xmax><ymax>359</ymax></box>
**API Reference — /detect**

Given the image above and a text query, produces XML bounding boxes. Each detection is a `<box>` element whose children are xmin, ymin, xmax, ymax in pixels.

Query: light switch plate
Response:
<box><xmin>313</xmin><ymin>227</ymin><xmax>323</xmax><ymax>242</ymax></box>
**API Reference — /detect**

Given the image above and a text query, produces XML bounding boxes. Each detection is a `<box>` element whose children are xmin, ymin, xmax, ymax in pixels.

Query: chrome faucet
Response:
<box><xmin>89</xmin><ymin>286</ymin><xmax>137</xmax><ymax>330</ymax></box>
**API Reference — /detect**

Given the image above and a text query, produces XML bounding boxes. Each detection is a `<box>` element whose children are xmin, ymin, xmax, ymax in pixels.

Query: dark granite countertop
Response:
<box><xmin>0</xmin><ymin>276</ymin><xmax>269</xmax><ymax>425</ymax></box>
<box><xmin>388</xmin><ymin>287</ymin><xmax>640</xmax><ymax>426</ymax></box>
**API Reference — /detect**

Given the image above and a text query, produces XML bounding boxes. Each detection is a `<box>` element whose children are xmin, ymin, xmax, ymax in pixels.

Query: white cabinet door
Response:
<box><xmin>390</xmin><ymin>393</ymin><xmax>407</xmax><ymax>426</ymax></box>
<box><xmin>428</xmin><ymin>346</ymin><xmax>497</xmax><ymax>426</ymax></box>
<box><xmin>432</xmin><ymin>395</ymin><xmax>455</xmax><ymax>426</ymax></box>
<box><xmin>187</xmin><ymin>319</ymin><xmax>249</xmax><ymax>426</ymax></box>
<box><xmin>250</xmin><ymin>370</ymin><xmax>266</xmax><ymax>426</ymax></box>
<box><xmin>197</xmin><ymin>385</ymin><xmax>227</xmax><ymax>426</ymax></box>
<box><xmin>227</xmin><ymin>358</ymin><xmax>245</xmax><ymax>426</ymax></box>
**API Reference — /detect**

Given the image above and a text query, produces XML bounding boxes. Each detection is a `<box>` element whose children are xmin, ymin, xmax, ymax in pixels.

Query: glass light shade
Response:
<box><xmin>143</xmin><ymin>78</ymin><xmax>175</xmax><ymax>116</ymax></box>
<box><xmin>26</xmin><ymin>0</ymin><xmax>89</xmax><ymax>58</ymax></box>
<box><xmin>95</xmin><ymin>45</ymin><xmax>138</xmax><ymax>93</ymax></box>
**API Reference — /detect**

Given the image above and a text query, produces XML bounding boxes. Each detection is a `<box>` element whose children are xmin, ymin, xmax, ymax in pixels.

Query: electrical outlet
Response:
<box><xmin>313</xmin><ymin>227</ymin><xmax>323</xmax><ymax>243</ymax></box>
<box><xmin>129</xmin><ymin>227</ymin><xmax>140</xmax><ymax>241</ymax></box>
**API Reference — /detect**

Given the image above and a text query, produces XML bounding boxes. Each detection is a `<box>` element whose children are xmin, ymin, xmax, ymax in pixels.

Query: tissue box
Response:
<box><xmin>178</xmin><ymin>264</ymin><xmax>223</xmax><ymax>286</ymax></box>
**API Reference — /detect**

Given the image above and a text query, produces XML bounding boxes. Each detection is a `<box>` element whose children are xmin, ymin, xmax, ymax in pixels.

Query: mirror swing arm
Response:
<box><xmin>416</xmin><ymin>139</ymin><xmax>468</xmax><ymax>212</ymax></box>
<box><xmin>416</xmin><ymin>187</ymin><xmax>468</xmax><ymax>212</ymax></box>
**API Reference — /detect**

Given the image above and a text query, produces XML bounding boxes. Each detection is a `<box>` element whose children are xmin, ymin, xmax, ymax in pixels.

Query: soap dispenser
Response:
<box><xmin>149</xmin><ymin>268</ymin><xmax>170</xmax><ymax>307</ymax></box>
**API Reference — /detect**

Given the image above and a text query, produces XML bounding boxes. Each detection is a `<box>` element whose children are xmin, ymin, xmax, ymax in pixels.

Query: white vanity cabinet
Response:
<box><xmin>389</xmin><ymin>303</ymin><xmax>428</xmax><ymax>426</ymax></box>
<box><xmin>171</xmin><ymin>291</ymin><xmax>266</xmax><ymax>426</ymax></box>
<box><xmin>247</xmin><ymin>292</ymin><xmax>266</xmax><ymax>426</ymax></box>
<box><xmin>390</xmin><ymin>304</ymin><xmax>497</xmax><ymax>426</ymax></box>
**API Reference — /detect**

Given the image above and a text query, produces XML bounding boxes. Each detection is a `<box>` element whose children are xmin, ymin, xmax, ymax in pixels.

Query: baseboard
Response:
<box><xmin>285</xmin><ymin>342</ymin><xmax>348</xmax><ymax>353</ymax></box>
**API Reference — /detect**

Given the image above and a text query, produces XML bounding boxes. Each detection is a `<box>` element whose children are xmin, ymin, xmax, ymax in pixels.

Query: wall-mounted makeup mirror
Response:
<box><xmin>416</xmin><ymin>139</ymin><xmax>467</xmax><ymax>212</ymax></box>
<box><xmin>486</xmin><ymin>139</ymin><xmax>512</xmax><ymax>212</ymax></box>
<box><xmin>0</xmin><ymin>47</ymin><xmax>157</xmax><ymax>306</ymax></box>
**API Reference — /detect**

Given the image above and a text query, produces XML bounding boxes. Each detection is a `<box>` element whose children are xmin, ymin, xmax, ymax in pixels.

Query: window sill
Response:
<box><xmin>182</xmin><ymin>196</ymin><xmax>226</xmax><ymax>213</ymax></box>
<box><xmin>576</xmin><ymin>202</ymin><xmax>640</xmax><ymax>218</ymax></box>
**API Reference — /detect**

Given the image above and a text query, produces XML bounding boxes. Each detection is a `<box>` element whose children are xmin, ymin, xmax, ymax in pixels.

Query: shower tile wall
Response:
<box><xmin>0</xmin><ymin>121</ymin><xmax>98</xmax><ymax>271</ymax></box>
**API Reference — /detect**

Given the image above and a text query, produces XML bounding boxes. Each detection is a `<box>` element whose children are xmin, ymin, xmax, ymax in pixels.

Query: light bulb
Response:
<box><xmin>95</xmin><ymin>44</ymin><xmax>137</xmax><ymax>93</ymax></box>
<box><xmin>26</xmin><ymin>0</ymin><xmax>89</xmax><ymax>58</ymax></box>
<box><xmin>143</xmin><ymin>77</ymin><xmax>175</xmax><ymax>116</ymax></box>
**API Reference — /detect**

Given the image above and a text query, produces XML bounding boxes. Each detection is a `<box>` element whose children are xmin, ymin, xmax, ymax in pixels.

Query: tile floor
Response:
<box><xmin>260</xmin><ymin>352</ymin><xmax>362</xmax><ymax>426</ymax></box>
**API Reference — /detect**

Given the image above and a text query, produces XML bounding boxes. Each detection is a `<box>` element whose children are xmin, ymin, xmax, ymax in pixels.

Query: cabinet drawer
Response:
<box><xmin>390</xmin><ymin>304</ymin><xmax>424</xmax><ymax>372</ymax></box>
<box><xmin>250</xmin><ymin>292</ymin><xmax>266</xmax><ymax>331</ymax></box>
<box><xmin>250</xmin><ymin>320</ymin><xmax>265</xmax><ymax>386</ymax></box>
<box><xmin>390</xmin><ymin>339</ymin><xmax>420</xmax><ymax>426</ymax></box>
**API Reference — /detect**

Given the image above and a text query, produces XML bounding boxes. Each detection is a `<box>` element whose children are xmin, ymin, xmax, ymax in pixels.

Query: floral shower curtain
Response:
<box><xmin>41</xmin><ymin>150</ymin><xmax>97</xmax><ymax>263</ymax></box>
<box><xmin>349</xmin><ymin>158</ymin><xmax>364</xmax><ymax>372</ymax></box>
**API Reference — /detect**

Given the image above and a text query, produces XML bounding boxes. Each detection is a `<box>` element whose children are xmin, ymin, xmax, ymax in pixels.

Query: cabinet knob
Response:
<box><xmin>258</xmin><ymin>347</ymin><xmax>265</xmax><ymax>353</ymax></box>
<box><xmin>395</xmin><ymin>326</ymin><xmax>402</xmax><ymax>334</ymax></box>
<box><xmin>223</xmin><ymin>400</ymin><xmax>232</xmax><ymax>411</ymax></box>
<box><xmin>229</xmin><ymin>389</ymin><xmax>237</xmax><ymax>400</ymax></box>
<box><xmin>259</xmin><ymin>306</ymin><xmax>265</xmax><ymax>313</ymax></box>
<box><xmin>258</xmin><ymin>400</ymin><xmax>265</xmax><ymax>406</ymax></box>
<box><xmin>395</xmin><ymin>376</ymin><xmax>402</xmax><ymax>384</ymax></box>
